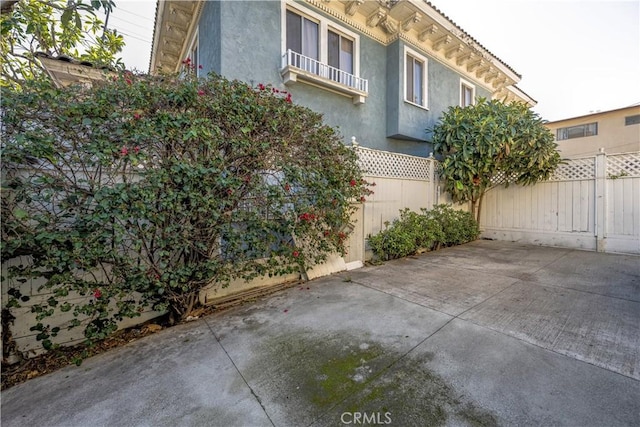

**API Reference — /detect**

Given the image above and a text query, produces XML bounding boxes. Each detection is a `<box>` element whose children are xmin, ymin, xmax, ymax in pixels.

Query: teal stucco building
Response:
<box><xmin>150</xmin><ymin>0</ymin><xmax>534</xmax><ymax>157</ymax></box>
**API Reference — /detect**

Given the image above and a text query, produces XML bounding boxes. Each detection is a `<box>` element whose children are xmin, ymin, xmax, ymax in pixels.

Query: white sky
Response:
<box><xmin>105</xmin><ymin>0</ymin><xmax>640</xmax><ymax>122</ymax></box>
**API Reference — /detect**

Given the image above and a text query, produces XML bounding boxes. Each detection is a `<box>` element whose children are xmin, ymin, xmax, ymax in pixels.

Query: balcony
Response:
<box><xmin>280</xmin><ymin>50</ymin><xmax>368</xmax><ymax>105</ymax></box>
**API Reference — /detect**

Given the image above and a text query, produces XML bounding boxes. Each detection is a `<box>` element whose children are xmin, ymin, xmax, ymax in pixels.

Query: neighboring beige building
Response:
<box><xmin>545</xmin><ymin>105</ymin><xmax>640</xmax><ymax>158</ymax></box>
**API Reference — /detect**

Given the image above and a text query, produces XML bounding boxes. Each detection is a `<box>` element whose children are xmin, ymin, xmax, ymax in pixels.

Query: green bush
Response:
<box><xmin>1</xmin><ymin>71</ymin><xmax>372</xmax><ymax>350</ymax></box>
<box><xmin>425</xmin><ymin>205</ymin><xmax>479</xmax><ymax>247</ymax></box>
<box><xmin>368</xmin><ymin>205</ymin><xmax>479</xmax><ymax>260</ymax></box>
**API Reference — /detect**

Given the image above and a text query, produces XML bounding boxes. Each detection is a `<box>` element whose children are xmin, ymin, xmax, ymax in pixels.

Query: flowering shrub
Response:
<box><xmin>1</xmin><ymin>72</ymin><xmax>371</xmax><ymax>351</ymax></box>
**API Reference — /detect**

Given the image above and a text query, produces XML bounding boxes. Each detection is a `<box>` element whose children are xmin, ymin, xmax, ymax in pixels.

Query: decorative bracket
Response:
<box><xmin>366</xmin><ymin>7</ymin><xmax>386</xmax><ymax>27</ymax></box>
<box><xmin>166</xmin><ymin>24</ymin><xmax>187</xmax><ymax>39</ymax></box>
<box><xmin>345</xmin><ymin>0</ymin><xmax>364</xmax><ymax>16</ymax></box>
<box><xmin>401</xmin><ymin>12</ymin><xmax>421</xmax><ymax>32</ymax></box>
<box><xmin>492</xmin><ymin>76</ymin><xmax>507</xmax><ymax>89</ymax></box>
<box><xmin>485</xmin><ymin>69</ymin><xmax>499</xmax><ymax>83</ymax></box>
<box><xmin>476</xmin><ymin>64</ymin><xmax>491</xmax><ymax>79</ymax></box>
<box><xmin>456</xmin><ymin>52</ymin><xmax>474</xmax><ymax>66</ymax></box>
<box><xmin>467</xmin><ymin>58</ymin><xmax>484</xmax><ymax>72</ymax></box>
<box><xmin>380</xmin><ymin>15</ymin><xmax>399</xmax><ymax>34</ymax></box>
<box><xmin>445</xmin><ymin>44</ymin><xmax>464</xmax><ymax>59</ymax></box>
<box><xmin>418</xmin><ymin>24</ymin><xmax>438</xmax><ymax>41</ymax></box>
<box><xmin>431</xmin><ymin>34</ymin><xmax>451</xmax><ymax>51</ymax></box>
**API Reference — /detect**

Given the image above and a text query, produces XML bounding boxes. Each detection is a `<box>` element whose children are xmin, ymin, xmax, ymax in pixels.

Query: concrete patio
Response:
<box><xmin>2</xmin><ymin>240</ymin><xmax>639</xmax><ymax>426</ymax></box>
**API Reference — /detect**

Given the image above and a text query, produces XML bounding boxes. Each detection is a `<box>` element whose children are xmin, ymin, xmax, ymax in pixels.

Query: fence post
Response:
<box><xmin>429</xmin><ymin>152</ymin><xmax>438</xmax><ymax>207</ymax></box>
<box><xmin>595</xmin><ymin>150</ymin><xmax>607</xmax><ymax>252</ymax></box>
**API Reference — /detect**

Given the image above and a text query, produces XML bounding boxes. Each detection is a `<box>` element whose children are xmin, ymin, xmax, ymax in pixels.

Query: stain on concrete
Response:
<box><xmin>254</xmin><ymin>330</ymin><xmax>497</xmax><ymax>426</ymax></box>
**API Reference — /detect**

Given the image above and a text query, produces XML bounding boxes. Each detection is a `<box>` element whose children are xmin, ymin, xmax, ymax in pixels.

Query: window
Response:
<box><xmin>556</xmin><ymin>123</ymin><xmax>598</xmax><ymax>140</ymax></box>
<box><xmin>404</xmin><ymin>47</ymin><xmax>427</xmax><ymax>108</ymax></box>
<box><xmin>460</xmin><ymin>79</ymin><xmax>475</xmax><ymax>107</ymax></box>
<box><xmin>328</xmin><ymin>30</ymin><xmax>353</xmax><ymax>74</ymax></box>
<box><xmin>281</xmin><ymin>3</ymin><xmax>366</xmax><ymax>103</ymax></box>
<box><xmin>625</xmin><ymin>114</ymin><xmax>640</xmax><ymax>126</ymax></box>
<box><xmin>286</xmin><ymin>10</ymin><xmax>318</xmax><ymax>72</ymax></box>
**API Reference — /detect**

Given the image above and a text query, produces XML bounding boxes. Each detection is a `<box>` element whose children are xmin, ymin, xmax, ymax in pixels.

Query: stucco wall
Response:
<box><xmin>196</xmin><ymin>0</ymin><xmax>492</xmax><ymax>157</ymax></box>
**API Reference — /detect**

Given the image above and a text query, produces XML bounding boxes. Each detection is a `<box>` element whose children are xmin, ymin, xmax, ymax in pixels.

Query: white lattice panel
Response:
<box><xmin>490</xmin><ymin>171</ymin><xmax>517</xmax><ymax>185</ymax></box>
<box><xmin>489</xmin><ymin>158</ymin><xmax>595</xmax><ymax>184</ymax></box>
<box><xmin>355</xmin><ymin>146</ymin><xmax>433</xmax><ymax>180</ymax></box>
<box><xmin>548</xmin><ymin>158</ymin><xmax>595</xmax><ymax>181</ymax></box>
<box><xmin>607</xmin><ymin>152</ymin><xmax>640</xmax><ymax>177</ymax></box>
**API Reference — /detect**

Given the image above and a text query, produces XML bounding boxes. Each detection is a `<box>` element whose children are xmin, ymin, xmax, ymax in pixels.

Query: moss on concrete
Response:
<box><xmin>258</xmin><ymin>330</ymin><xmax>497</xmax><ymax>426</ymax></box>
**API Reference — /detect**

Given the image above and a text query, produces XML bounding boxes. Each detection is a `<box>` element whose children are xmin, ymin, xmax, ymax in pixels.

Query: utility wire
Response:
<box><xmin>117</xmin><ymin>30</ymin><xmax>152</xmax><ymax>44</ymax></box>
<box><xmin>114</xmin><ymin>6</ymin><xmax>155</xmax><ymax>23</ymax></box>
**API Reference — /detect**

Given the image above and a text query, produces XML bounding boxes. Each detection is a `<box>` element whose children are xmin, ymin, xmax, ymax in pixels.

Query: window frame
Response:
<box><xmin>556</xmin><ymin>122</ymin><xmax>598</xmax><ymax>141</ymax></box>
<box><xmin>286</xmin><ymin>9</ymin><xmax>319</xmax><ymax>61</ymax></box>
<box><xmin>624</xmin><ymin>114</ymin><xmax>640</xmax><ymax>126</ymax></box>
<box><xmin>185</xmin><ymin>28</ymin><xmax>200</xmax><ymax>76</ymax></box>
<box><xmin>403</xmin><ymin>45</ymin><xmax>428</xmax><ymax>109</ymax></box>
<box><xmin>460</xmin><ymin>78</ymin><xmax>475</xmax><ymax>107</ymax></box>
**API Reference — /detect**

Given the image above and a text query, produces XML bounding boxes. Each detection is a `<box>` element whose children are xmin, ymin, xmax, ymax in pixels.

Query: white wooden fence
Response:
<box><xmin>480</xmin><ymin>152</ymin><xmax>640</xmax><ymax>254</ymax></box>
<box><xmin>4</xmin><ymin>146</ymin><xmax>637</xmax><ymax>358</ymax></box>
<box><xmin>345</xmin><ymin>144</ymin><xmax>440</xmax><ymax>264</ymax></box>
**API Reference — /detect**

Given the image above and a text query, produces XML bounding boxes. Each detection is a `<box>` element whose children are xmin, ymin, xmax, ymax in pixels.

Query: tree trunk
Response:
<box><xmin>476</xmin><ymin>191</ymin><xmax>485</xmax><ymax>226</ymax></box>
<box><xmin>470</xmin><ymin>197</ymin><xmax>476</xmax><ymax>221</ymax></box>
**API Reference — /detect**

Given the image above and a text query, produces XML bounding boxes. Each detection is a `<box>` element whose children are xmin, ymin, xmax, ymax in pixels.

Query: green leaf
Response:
<box><xmin>13</xmin><ymin>208</ymin><xmax>28</xmax><ymax>219</ymax></box>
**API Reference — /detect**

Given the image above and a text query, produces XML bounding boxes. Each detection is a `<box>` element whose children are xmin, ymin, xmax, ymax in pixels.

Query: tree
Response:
<box><xmin>1</xmin><ymin>72</ymin><xmax>372</xmax><ymax>351</ymax></box>
<box><xmin>431</xmin><ymin>98</ymin><xmax>561</xmax><ymax>223</ymax></box>
<box><xmin>0</xmin><ymin>0</ymin><xmax>124</xmax><ymax>88</ymax></box>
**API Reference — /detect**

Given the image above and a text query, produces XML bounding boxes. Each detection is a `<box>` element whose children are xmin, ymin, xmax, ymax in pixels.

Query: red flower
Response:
<box><xmin>323</xmin><ymin>230</ymin><xmax>330</xmax><ymax>236</ymax></box>
<box><xmin>284</xmin><ymin>183</ymin><xmax>291</xmax><ymax>192</ymax></box>
<box><xmin>182</xmin><ymin>57</ymin><xmax>191</xmax><ymax>65</ymax></box>
<box><xmin>93</xmin><ymin>289</ymin><xmax>102</xmax><ymax>298</ymax></box>
<box><xmin>349</xmin><ymin>179</ymin><xmax>357</xmax><ymax>187</ymax></box>
<box><xmin>258</xmin><ymin>83</ymin><xmax>265</xmax><ymax>91</ymax></box>
<box><xmin>292</xmin><ymin>250</ymin><xmax>299</xmax><ymax>258</ymax></box>
<box><xmin>125</xmin><ymin>78</ymin><xmax>132</xmax><ymax>85</ymax></box>
<box><xmin>120</xmin><ymin>146</ymin><xmax>129</xmax><ymax>156</ymax></box>
<box><xmin>227</xmin><ymin>189</ymin><xmax>233</xmax><ymax>196</ymax></box>
<box><xmin>360</xmin><ymin>196</ymin><xmax>366</xmax><ymax>202</ymax></box>
<box><xmin>285</xmin><ymin>93</ymin><xmax>292</xmax><ymax>103</ymax></box>
<box><xmin>134</xmin><ymin>146</ymin><xmax>140</xmax><ymax>154</ymax></box>
<box><xmin>133</xmin><ymin>112</ymin><xmax>141</xmax><ymax>120</ymax></box>
<box><xmin>198</xmin><ymin>89</ymin><xmax>205</xmax><ymax>96</ymax></box>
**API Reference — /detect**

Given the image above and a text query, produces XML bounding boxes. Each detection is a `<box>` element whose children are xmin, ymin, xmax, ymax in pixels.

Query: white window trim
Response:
<box><xmin>403</xmin><ymin>45</ymin><xmax>428</xmax><ymax>110</ymax></box>
<box><xmin>185</xmin><ymin>27</ymin><xmax>199</xmax><ymax>76</ymax></box>
<box><xmin>460</xmin><ymin>78</ymin><xmax>475</xmax><ymax>107</ymax></box>
<box><xmin>281</xmin><ymin>0</ymin><xmax>360</xmax><ymax>78</ymax></box>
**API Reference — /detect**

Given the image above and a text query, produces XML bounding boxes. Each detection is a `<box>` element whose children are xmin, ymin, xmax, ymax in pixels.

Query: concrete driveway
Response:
<box><xmin>2</xmin><ymin>240</ymin><xmax>639</xmax><ymax>426</ymax></box>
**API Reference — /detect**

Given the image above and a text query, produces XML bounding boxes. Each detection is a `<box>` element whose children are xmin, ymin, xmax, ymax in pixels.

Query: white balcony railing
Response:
<box><xmin>281</xmin><ymin>49</ymin><xmax>368</xmax><ymax>104</ymax></box>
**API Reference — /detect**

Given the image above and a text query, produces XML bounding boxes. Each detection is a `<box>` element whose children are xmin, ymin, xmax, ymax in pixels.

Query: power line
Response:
<box><xmin>109</xmin><ymin>14</ymin><xmax>153</xmax><ymax>31</ymax></box>
<box><xmin>117</xmin><ymin>30</ymin><xmax>151</xmax><ymax>44</ymax></box>
<box><xmin>112</xmin><ymin>25</ymin><xmax>153</xmax><ymax>42</ymax></box>
<box><xmin>113</xmin><ymin>6</ymin><xmax>155</xmax><ymax>23</ymax></box>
